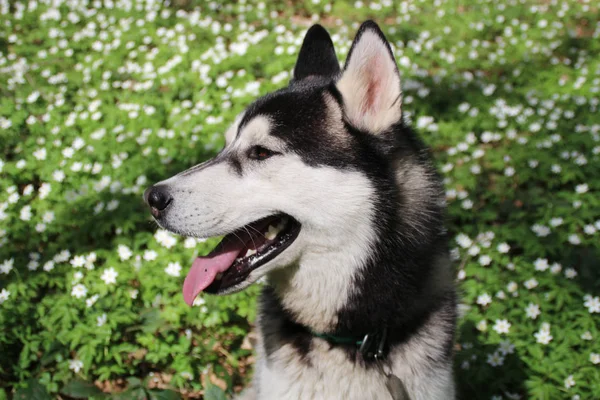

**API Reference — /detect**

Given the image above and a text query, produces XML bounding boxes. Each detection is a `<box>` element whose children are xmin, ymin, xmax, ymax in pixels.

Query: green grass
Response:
<box><xmin>1</xmin><ymin>0</ymin><xmax>599</xmax><ymax>399</ymax></box>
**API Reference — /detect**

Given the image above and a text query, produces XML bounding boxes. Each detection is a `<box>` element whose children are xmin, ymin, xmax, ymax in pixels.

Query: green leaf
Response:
<box><xmin>61</xmin><ymin>380</ymin><xmax>107</xmax><ymax>399</ymax></box>
<box><xmin>111</xmin><ymin>387</ymin><xmax>148</xmax><ymax>400</ymax></box>
<box><xmin>203</xmin><ymin>384</ymin><xmax>227</xmax><ymax>400</ymax></box>
<box><xmin>148</xmin><ymin>389</ymin><xmax>181</xmax><ymax>400</ymax></box>
<box><xmin>14</xmin><ymin>379</ymin><xmax>52</xmax><ymax>400</ymax></box>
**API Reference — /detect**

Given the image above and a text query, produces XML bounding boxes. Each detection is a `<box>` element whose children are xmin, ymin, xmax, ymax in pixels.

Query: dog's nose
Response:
<box><xmin>145</xmin><ymin>186</ymin><xmax>172</xmax><ymax>212</ymax></box>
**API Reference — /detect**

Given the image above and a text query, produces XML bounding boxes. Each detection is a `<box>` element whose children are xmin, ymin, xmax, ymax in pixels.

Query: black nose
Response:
<box><xmin>145</xmin><ymin>186</ymin><xmax>172</xmax><ymax>211</ymax></box>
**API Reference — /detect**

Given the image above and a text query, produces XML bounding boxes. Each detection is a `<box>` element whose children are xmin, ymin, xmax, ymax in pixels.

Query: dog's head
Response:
<box><xmin>145</xmin><ymin>21</ymin><xmax>407</xmax><ymax>305</ymax></box>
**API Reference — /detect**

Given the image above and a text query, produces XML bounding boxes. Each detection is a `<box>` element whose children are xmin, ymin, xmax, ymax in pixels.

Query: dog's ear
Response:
<box><xmin>336</xmin><ymin>21</ymin><xmax>402</xmax><ymax>134</ymax></box>
<box><xmin>293</xmin><ymin>24</ymin><xmax>340</xmax><ymax>82</ymax></box>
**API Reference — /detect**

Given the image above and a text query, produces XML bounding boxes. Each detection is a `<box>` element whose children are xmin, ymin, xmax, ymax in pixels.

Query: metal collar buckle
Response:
<box><xmin>358</xmin><ymin>326</ymin><xmax>388</xmax><ymax>361</ymax></box>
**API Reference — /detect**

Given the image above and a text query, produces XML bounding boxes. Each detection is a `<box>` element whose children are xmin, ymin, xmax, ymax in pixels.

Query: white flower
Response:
<box><xmin>506</xmin><ymin>281</ymin><xmax>518</xmax><ymax>293</ymax></box>
<box><xmin>33</xmin><ymin>148</ymin><xmax>47</xmax><ymax>160</ymax></box>
<box><xmin>498</xmin><ymin>340</ymin><xmax>515</xmax><ymax>355</ymax></box>
<box><xmin>550</xmin><ymin>263</ymin><xmax>562</xmax><ymax>274</ymax></box>
<box><xmin>486</xmin><ymin>351</ymin><xmax>504</xmax><ymax>367</ymax></box>
<box><xmin>117</xmin><ymin>244</ymin><xmax>132</xmax><ymax>260</ymax></box>
<box><xmin>72</xmin><ymin>271</ymin><xmax>83</xmax><ymax>283</ymax></box>
<box><xmin>575</xmin><ymin>184</ymin><xmax>588</xmax><ymax>194</ymax></box>
<box><xmin>97</xmin><ymin>313</ymin><xmax>107</xmax><ymax>327</ymax></box>
<box><xmin>39</xmin><ymin>183</ymin><xmax>51</xmax><ymax>199</ymax></box>
<box><xmin>497</xmin><ymin>243</ymin><xmax>510</xmax><ymax>253</ymax></box>
<box><xmin>564</xmin><ymin>375</ymin><xmax>575</xmax><ymax>389</ymax></box>
<box><xmin>7</xmin><ymin>192</ymin><xmax>19</xmax><ymax>203</ymax></box>
<box><xmin>493</xmin><ymin>319</ymin><xmax>511</xmax><ymax>335</ymax></box>
<box><xmin>53</xmin><ymin>170</ymin><xmax>65</xmax><ymax>182</ymax></box>
<box><xmin>525</xmin><ymin>303</ymin><xmax>541</xmax><ymax>319</ymax></box>
<box><xmin>101</xmin><ymin>267</ymin><xmax>118</xmax><ymax>285</ymax></box>
<box><xmin>534</xmin><ymin>324</ymin><xmax>553</xmax><ymax>345</ymax></box>
<box><xmin>524</xmin><ymin>278</ymin><xmax>538</xmax><ymax>289</ymax></box>
<box><xmin>0</xmin><ymin>258</ymin><xmax>14</xmax><ymax>274</ymax></box>
<box><xmin>565</xmin><ymin>268</ymin><xmax>577</xmax><ymax>279</ymax></box>
<box><xmin>468</xmin><ymin>245</ymin><xmax>480</xmax><ymax>256</ymax></box>
<box><xmin>584</xmin><ymin>225</ymin><xmax>596</xmax><ymax>235</ymax></box>
<box><xmin>143</xmin><ymin>250</ymin><xmax>158</xmax><ymax>261</ymax></box>
<box><xmin>583</xmin><ymin>295</ymin><xmax>600</xmax><ymax>313</ymax></box>
<box><xmin>568</xmin><ymin>234</ymin><xmax>581</xmax><ymax>245</ymax></box>
<box><xmin>476</xmin><ymin>293</ymin><xmax>492</xmax><ymax>306</ymax></box>
<box><xmin>0</xmin><ymin>288</ymin><xmax>10</xmax><ymax>304</ymax></box>
<box><xmin>68</xmin><ymin>359</ymin><xmax>84</xmax><ymax>373</ymax></box>
<box><xmin>71</xmin><ymin>284</ymin><xmax>87</xmax><ymax>299</ymax></box>
<box><xmin>154</xmin><ymin>229</ymin><xmax>177</xmax><ymax>248</ymax></box>
<box><xmin>549</xmin><ymin>217</ymin><xmax>563</xmax><ymax>227</ymax></box>
<box><xmin>478</xmin><ymin>255</ymin><xmax>491</xmax><ymax>266</ymax></box>
<box><xmin>42</xmin><ymin>211</ymin><xmax>55</xmax><ymax>223</ymax></box>
<box><xmin>590</xmin><ymin>353</ymin><xmax>600</xmax><ymax>365</ymax></box>
<box><xmin>180</xmin><ymin>371</ymin><xmax>194</xmax><ymax>380</ymax></box>
<box><xmin>165</xmin><ymin>262</ymin><xmax>182</xmax><ymax>277</ymax></box>
<box><xmin>23</xmin><ymin>184</ymin><xmax>34</xmax><ymax>196</ymax></box>
<box><xmin>193</xmin><ymin>296</ymin><xmax>206</xmax><ymax>306</ymax></box>
<box><xmin>43</xmin><ymin>261</ymin><xmax>55</xmax><ymax>271</ymax></box>
<box><xmin>20</xmin><ymin>205</ymin><xmax>32</xmax><ymax>221</ymax></box>
<box><xmin>184</xmin><ymin>237</ymin><xmax>197</xmax><ymax>248</ymax></box>
<box><xmin>70</xmin><ymin>255</ymin><xmax>86</xmax><ymax>268</ymax></box>
<box><xmin>86</xmin><ymin>294</ymin><xmax>99</xmax><ymax>308</ymax></box>
<box><xmin>581</xmin><ymin>331</ymin><xmax>593</xmax><ymax>340</ymax></box>
<box><xmin>531</xmin><ymin>224</ymin><xmax>550</xmax><ymax>237</ymax></box>
<box><xmin>534</xmin><ymin>258</ymin><xmax>549</xmax><ymax>271</ymax></box>
<box><xmin>455</xmin><ymin>233</ymin><xmax>472</xmax><ymax>248</ymax></box>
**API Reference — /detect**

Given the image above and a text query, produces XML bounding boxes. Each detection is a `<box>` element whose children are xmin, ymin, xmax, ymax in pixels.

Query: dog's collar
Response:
<box><xmin>310</xmin><ymin>326</ymin><xmax>389</xmax><ymax>361</ymax></box>
<box><xmin>310</xmin><ymin>326</ymin><xmax>411</xmax><ymax>399</ymax></box>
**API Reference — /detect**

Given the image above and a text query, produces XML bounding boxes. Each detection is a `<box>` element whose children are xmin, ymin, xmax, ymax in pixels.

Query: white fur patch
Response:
<box><xmin>337</xmin><ymin>30</ymin><xmax>402</xmax><ymax>134</ymax></box>
<box><xmin>234</xmin><ymin>115</ymin><xmax>283</xmax><ymax>151</ymax></box>
<box><xmin>224</xmin><ymin>112</ymin><xmax>245</xmax><ymax>145</ymax></box>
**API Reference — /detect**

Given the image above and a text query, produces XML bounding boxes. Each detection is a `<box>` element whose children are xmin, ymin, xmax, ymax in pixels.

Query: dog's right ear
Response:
<box><xmin>292</xmin><ymin>25</ymin><xmax>340</xmax><ymax>82</ymax></box>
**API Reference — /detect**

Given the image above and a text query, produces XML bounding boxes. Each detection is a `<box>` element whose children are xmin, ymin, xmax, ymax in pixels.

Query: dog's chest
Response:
<box><xmin>255</xmin><ymin>340</ymin><xmax>392</xmax><ymax>400</ymax></box>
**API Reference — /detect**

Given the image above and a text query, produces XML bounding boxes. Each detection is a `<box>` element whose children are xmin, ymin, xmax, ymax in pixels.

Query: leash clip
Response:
<box><xmin>358</xmin><ymin>326</ymin><xmax>388</xmax><ymax>361</ymax></box>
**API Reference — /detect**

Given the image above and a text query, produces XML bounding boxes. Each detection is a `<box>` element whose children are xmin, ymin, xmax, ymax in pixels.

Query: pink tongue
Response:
<box><xmin>182</xmin><ymin>238</ymin><xmax>246</xmax><ymax>306</ymax></box>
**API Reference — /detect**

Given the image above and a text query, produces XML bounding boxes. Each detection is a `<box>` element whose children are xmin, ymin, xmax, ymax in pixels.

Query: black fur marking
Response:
<box><xmin>293</xmin><ymin>24</ymin><xmax>340</xmax><ymax>82</ymax></box>
<box><xmin>259</xmin><ymin>287</ymin><xmax>313</xmax><ymax>365</ymax></box>
<box><xmin>228</xmin><ymin>154</ymin><xmax>243</xmax><ymax>176</ymax></box>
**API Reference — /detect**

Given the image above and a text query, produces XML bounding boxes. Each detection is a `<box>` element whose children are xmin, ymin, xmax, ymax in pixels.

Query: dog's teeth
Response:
<box><xmin>215</xmin><ymin>273</ymin><xmax>223</xmax><ymax>280</ymax></box>
<box><xmin>245</xmin><ymin>248</ymin><xmax>256</xmax><ymax>257</ymax></box>
<box><xmin>265</xmin><ymin>225</ymin><xmax>279</xmax><ymax>240</ymax></box>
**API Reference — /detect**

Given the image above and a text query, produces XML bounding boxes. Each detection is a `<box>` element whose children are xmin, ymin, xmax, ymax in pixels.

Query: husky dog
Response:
<box><xmin>145</xmin><ymin>21</ymin><xmax>456</xmax><ymax>400</ymax></box>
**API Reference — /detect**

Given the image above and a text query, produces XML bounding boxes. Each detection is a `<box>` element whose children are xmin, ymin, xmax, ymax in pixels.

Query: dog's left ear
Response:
<box><xmin>336</xmin><ymin>21</ymin><xmax>402</xmax><ymax>134</ymax></box>
<box><xmin>293</xmin><ymin>24</ymin><xmax>340</xmax><ymax>82</ymax></box>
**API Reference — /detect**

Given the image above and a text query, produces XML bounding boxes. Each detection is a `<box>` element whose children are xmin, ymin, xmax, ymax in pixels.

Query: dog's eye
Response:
<box><xmin>248</xmin><ymin>146</ymin><xmax>276</xmax><ymax>161</ymax></box>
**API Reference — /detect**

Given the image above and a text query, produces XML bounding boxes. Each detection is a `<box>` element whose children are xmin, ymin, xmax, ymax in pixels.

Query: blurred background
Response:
<box><xmin>0</xmin><ymin>0</ymin><xmax>599</xmax><ymax>399</ymax></box>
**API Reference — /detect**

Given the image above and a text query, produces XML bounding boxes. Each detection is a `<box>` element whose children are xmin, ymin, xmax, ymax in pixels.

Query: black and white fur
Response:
<box><xmin>148</xmin><ymin>21</ymin><xmax>457</xmax><ymax>400</ymax></box>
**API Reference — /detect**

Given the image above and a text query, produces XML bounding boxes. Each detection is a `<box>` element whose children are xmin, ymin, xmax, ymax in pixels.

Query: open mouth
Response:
<box><xmin>182</xmin><ymin>214</ymin><xmax>301</xmax><ymax>304</ymax></box>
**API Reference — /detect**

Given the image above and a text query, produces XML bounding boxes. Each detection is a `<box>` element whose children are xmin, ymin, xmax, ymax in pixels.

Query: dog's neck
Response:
<box><xmin>267</xmin><ymin>230</ymin><xmax>454</xmax><ymax>342</ymax></box>
<box><xmin>268</xmin><ymin>245</ymin><xmax>365</xmax><ymax>333</ymax></box>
